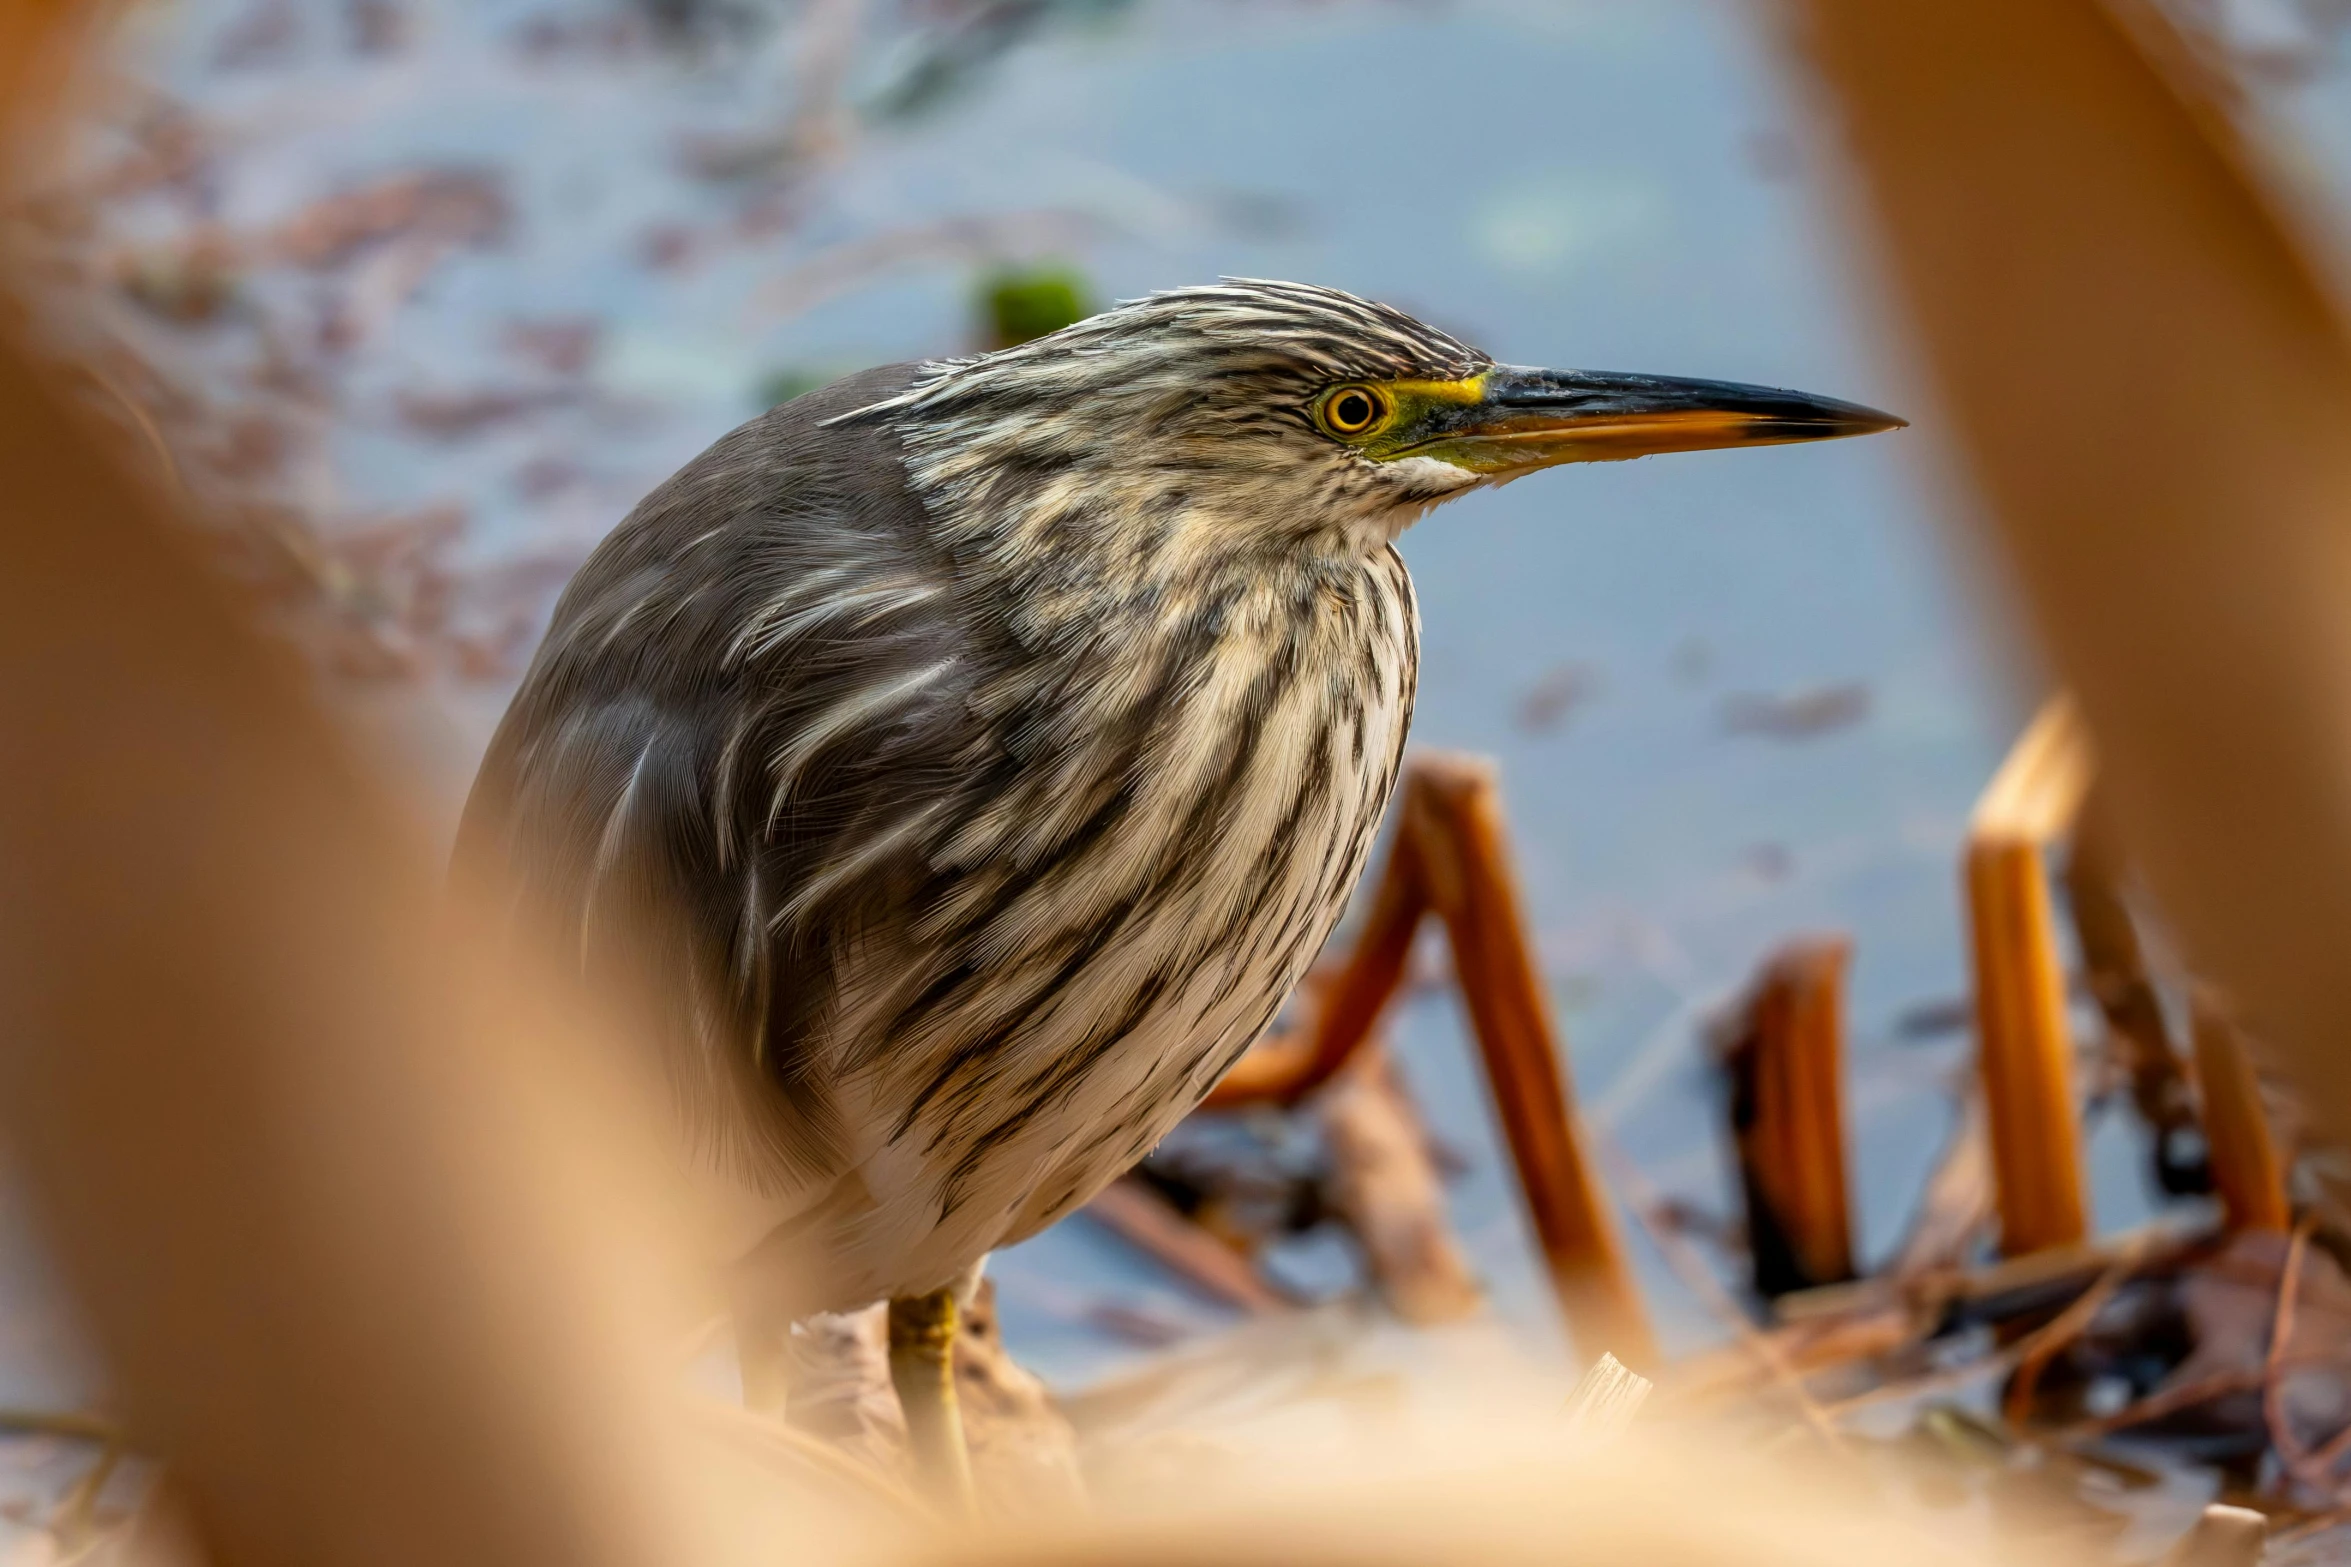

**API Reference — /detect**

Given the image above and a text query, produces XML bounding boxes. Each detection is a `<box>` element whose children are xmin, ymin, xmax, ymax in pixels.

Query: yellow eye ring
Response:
<box><xmin>1317</xmin><ymin>384</ymin><xmax>1391</xmax><ymax>438</ymax></box>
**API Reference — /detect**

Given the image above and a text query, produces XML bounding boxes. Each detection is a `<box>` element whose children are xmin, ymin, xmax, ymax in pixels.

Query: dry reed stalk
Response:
<box><xmin>2189</xmin><ymin>994</ymin><xmax>2291</xmax><ymax>1234</ymax></box>
<box><xmin>1965</xmin><ymin>697</ymin><xmax>2093</xmax><ymax>1257</ymax></box>
<box><xmin>1717</xmin><ymin>938</ymin><xmax>1857</xmax><ymax>1297</ymax></box>
<box><xmin>1404</xmin><ymin>753</ymin><xmax>1655</xmax><ymax>1369</ymax></box>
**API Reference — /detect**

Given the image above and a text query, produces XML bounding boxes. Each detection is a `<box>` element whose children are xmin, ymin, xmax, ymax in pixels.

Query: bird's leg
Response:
<box><xmin>886</xmin><ymin>1287</ymin><xmax>975</xmax><ymax>1513</ymax></box>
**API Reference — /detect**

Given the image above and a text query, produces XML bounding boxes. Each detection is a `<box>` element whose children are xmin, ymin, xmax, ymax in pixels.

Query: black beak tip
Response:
<box><xmin>1804</xmin><ymin>396</ymin><xmax>1907</xmax><ymax>439</ymax></box>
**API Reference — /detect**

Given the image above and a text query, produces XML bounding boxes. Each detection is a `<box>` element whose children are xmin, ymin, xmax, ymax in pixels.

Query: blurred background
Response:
<box><xmin>11</xmin><ymin>0</ymin><xmax>2351</xmax><ymax>1497</ymax></box>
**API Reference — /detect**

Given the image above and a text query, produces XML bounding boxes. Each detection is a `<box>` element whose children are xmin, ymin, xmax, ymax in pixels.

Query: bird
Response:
<box><xmin>456</xmin><ymin>279</ymin><xmax>1900</xmax><ymax>1500</ymax></box>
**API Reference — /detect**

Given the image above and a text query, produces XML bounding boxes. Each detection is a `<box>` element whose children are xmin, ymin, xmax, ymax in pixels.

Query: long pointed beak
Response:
<box><xmin>1402</xmin><ymin>365</ymin><xmax>1906</xmax><ymax>474</ymax></box>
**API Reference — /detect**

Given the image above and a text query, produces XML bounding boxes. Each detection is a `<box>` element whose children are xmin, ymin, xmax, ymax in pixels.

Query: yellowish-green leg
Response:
<box><xmin>887</xmin><ymin>1287</ymin><xmax>975</xmax><ymax>1514</ymax></box>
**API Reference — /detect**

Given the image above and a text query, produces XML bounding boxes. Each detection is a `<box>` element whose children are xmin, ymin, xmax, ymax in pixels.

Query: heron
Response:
<box><xmin>457</xmin><ymin>279</ymin><xmax>1900</xmax><ymax>1503</ymax></box>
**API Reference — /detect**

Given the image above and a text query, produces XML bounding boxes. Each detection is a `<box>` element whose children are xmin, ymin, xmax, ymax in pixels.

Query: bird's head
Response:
<box><xmin>851</xmin><ymin>279</ymin><xmax>1902</xmax><ymax>575</ymax></box>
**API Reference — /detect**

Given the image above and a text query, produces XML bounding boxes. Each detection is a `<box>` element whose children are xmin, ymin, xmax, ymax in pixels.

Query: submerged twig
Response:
<box><xmin>2000</xmin><ymin>1235</ymin><xmax>2149</xmax><ymax>1427</ymax></box>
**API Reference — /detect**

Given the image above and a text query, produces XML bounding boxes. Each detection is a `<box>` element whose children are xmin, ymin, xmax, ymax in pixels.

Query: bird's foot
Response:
<box><xmin>887</xmin><ymin>1286</ymin><xmax>975</xmax><ymax>1514</ymax></box>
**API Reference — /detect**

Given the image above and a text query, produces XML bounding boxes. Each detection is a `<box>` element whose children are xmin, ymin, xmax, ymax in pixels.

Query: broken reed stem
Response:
<box><xmin>2264</xmin><ymin>1215</ymin><xmax>2318</xmax><ymax>1488</ymax></box>
<box><xmin>2191</xmin><ymin>994</ymin><xmax>2291</xmax><ymax>1234</ymax></box>
<box><xmin>1407</xmin><ymin>752</ymin><xmax>1655</xmax><ymax>1369</ymax></box>
<box><xmin>2065</xmin><ymin>790</ymin><xmax>2202</xmax><ymax>1181</ymax></box>
<box><xmin>1717</xmin><ymin>938</ymin><xmax>1857</xmax><ymax>1297</ymax></box>
<box><xmin>1968</xmin><ymin>697</ymin><xmax>2093</xmax><ymax>1257</ymax></box>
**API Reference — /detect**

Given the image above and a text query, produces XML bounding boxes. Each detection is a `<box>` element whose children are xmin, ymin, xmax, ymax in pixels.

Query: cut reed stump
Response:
<box><xmin>1204</xmin><ymin>750</ymin><xmax>1655</xmax><ymax>1366</ymax></box>
<box><xmin>2189</xmin><ymin>993</ymin><xmax>2290</xmax><ymax>1234</ymax></box>
<box><xmin>1968</xmin><ymin>697</ymin><xmax>2093</xmax><ymax>1257</ymax></box>
<box><xmin>1714</xmin><ymin>937</ymin><xmax>1857</xmax><ymax>1299</ymax></box>
<box><xmin>1972</xmin><ymin>699</ymin><xmax>2286</xmax><ymax>1245</ymax></box>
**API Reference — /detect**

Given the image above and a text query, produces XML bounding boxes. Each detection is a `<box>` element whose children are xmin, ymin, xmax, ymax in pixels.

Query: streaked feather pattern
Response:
<box><xmin>459</xmin><ymin>282</ymin><xmax>1482</xmax><ymax>1310</ymax></box>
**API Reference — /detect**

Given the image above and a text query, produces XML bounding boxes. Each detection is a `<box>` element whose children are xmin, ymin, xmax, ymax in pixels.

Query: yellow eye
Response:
<box><xmin>1318</xmin><ymin>384</ymin><xmax>1390</xmax><ymax>438</ymax></box>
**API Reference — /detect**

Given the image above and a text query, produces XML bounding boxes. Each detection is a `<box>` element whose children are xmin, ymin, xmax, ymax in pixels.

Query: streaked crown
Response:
<box><xmin>854</xmin><ymin>281</ymin><xmax>1503</xmax><ymax>573</ymax></box>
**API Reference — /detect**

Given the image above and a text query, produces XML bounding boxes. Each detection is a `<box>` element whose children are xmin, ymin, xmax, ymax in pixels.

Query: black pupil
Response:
<box><xmin>1333</xmin><ymin>392</ymin><xmax>1374</xmax><ymax>429</ymax></box>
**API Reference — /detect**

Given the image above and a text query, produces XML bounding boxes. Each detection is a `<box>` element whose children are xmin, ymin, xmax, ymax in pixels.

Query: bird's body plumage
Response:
<box><xmin>460</xmin><ymin>280</ymin><xmax>1899</xmax><ymax>1319</ymax></box>
<box><xmin>461</xmin><ymin>285</ymin><xmax>1476</xmax><ymax>1310</ymax></box>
